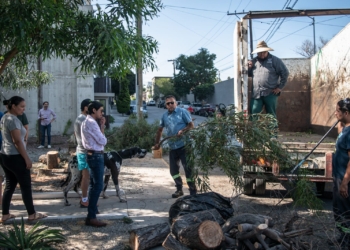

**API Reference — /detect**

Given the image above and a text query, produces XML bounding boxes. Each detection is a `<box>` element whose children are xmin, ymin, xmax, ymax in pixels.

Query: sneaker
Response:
<box><xmin>172</xmin><ymin>190</ymin><xmax>184</xmax><ymax>198</ymax></box>
<box><xmin>47</xmin><ymin>145</ymin><xmax>51</xmax><ymax>149</ymax></box>
<box><xmin>37</xmin><ymin>145</ymin><xmax>44</xmax><ymax>149</ymax></box>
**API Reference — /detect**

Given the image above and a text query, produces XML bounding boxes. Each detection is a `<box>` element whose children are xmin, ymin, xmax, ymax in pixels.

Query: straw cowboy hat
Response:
<box><xmin>251</xmin><ymin>40</ymin><xmax>274</xmax><ymax>54</ymax></box>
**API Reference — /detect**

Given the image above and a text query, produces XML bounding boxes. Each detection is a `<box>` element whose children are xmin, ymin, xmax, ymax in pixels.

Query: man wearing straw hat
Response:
<box><xmin>248</xmin><ymin>41</ymin><xmax>289</xmax><ymax>134</ymax></box>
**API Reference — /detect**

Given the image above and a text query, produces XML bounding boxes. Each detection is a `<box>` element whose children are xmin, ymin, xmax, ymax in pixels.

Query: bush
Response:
<box><xmin>106</xmin><ymin>116</ymin><xmax>159</xmax><ymax>152</ymax></box>
<box><xmin>0</xmin><ymin>218</ymin><xmax>66</xmax><ymax>249</ymax></box>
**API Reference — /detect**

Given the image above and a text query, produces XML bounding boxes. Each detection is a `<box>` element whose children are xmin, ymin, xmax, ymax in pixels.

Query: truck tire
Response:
<box><xmin>243</xmin><ymin>178</ymin><xmax>254</xmax><ymax>195</ymax></box>
<box><xmin>255</xmin><ymin>179</ymin><xmax>266</xmax><ymax>195</ymax></box>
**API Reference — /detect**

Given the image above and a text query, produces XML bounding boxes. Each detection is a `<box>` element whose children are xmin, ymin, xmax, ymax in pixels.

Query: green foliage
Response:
<box><xmin>111</xmin><ymin>70</ymin><xmax>136</xmax><ymax>96</ymax></box>
<box><xmin>155</xmin><ymin>78</ymin><xmax>179</xmax><ymax>99</ymax></box>
<box><xmin>108</xmin><ymin>115</ymin><xmax>115</xmax><ymax>124</ymax></box>
<box><xmin>122</xmin><ymin>217</ymin><xmax>133</xmax><ymax>224</ymax></box>
<box><xmin>117</xmin><ymin>80</ymin><xmax>131</xmax><ymax>114</ymax></box>
<box><xmin>291</xmin><ymin>171</ymin><xmax>323</xmax><ymax>211</ymax></box>
<box><xmin>174</xmin><ymin>48</ymin><xmax>218</xmax><ymax>97</ymax></box>
<box><xmin>62</xmin><ymin>119</ymin><xmax>72</xmax><ymax>136</ymax></box>
<box><xmin>0</xmin><ymin>0</ymin><xmax>162</xmax><ymax>88</ymax></box>
<box><xmin>106</xmin><ymin>117</ymin><xmax>159</xmax><ymax>151</ymax></box>
<box><xmin>0</xmin><ymin>218</ymin><xmax>65</xmax><ymax>249</ymax></box>
<box><xmin>191</xmin><ymin>83</ymin><xmax>215</xmax><ymax>101</ymax></box>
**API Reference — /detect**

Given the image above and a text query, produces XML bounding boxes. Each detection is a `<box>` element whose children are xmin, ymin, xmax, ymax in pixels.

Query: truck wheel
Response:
<box><xmin>255</xmin><ymin>179</ymin><xmax>266</xmax><ymax>195</ymax></box>
<box><xmin>243</xmin><ymin>178</ymin><xmax>254</xmax><ymax>195</ymax></box>
<box><xmin>316</xmin><ymin>182</ymin><xmax>326</xmax><ymax>197</ymax></box>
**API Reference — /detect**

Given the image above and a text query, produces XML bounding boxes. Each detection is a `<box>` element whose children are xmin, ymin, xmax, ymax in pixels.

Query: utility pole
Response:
<box><xmin>136</xmin><ymin>16</ymin><xmax>143</xmax><ymax>120</ymax></box>
<box><xmin>168</xmin><ymin>59</ymin><xmax>176</xmax><ymax>78</ymax></box>
<box><xmin>312</xmin><ymin>17</ymin><xmax>316</xmax><ymax>55</ymax></box>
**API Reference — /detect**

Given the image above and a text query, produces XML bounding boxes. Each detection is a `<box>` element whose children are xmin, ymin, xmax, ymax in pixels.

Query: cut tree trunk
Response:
<box><xmin>162</xmin><ymin>233</ymin><xmax>190</xmax><ymax>250</ymax></box>
<box><xmin>222</xmin><ymin>213</ymin><xmax>274</xmax><ymax>233</ymax></box>
<box><xmin>172</xmin><ymin>209</ymin><xmax>225</xmax><ymax>238</ymax></box>
<box><xmin>178</xmin><ymin>220</ymin><xmax>223</xmax><ymax>249</ymax></box>
<box><xmin>47</xmin><ymin>151</ymin><xmax>59</xmax><ymax>169</ymax></box>
<box><xmin>129</xmin><ymin>222</ymin><xmax>170</xmax><ymax>250</ymax></box>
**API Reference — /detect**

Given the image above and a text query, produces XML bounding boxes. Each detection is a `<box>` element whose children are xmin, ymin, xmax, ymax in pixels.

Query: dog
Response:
<box><xmin>61</xmin><ymin>147</ymin><xmax>147</xmax><ymax>206</ymax></box>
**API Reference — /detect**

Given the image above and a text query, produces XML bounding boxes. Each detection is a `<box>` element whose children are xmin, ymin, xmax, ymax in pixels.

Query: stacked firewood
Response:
<box><xmin>129</xmin><ymin>210</ymin><xmax>313</xmax><ymax>250</ymax></box>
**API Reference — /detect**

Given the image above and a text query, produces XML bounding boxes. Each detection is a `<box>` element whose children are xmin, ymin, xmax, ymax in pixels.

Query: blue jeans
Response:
<box><xmin>40</xmin><ymin>124</ymin><xmax>51</xmax><ymax>146</ymax></box>
<box><xmin>87</xmin><ymin>153</ymin><xmax>104</xmax><ymax>219</ymax></box>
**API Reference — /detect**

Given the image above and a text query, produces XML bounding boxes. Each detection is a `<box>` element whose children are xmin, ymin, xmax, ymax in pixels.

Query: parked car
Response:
<box><xmin>187</xmin><ymin>106</ymin><xmax>194</xmax><ymax>114</ymax></box>
<box><xmin>158</xmin><ymin>100</ymin><xmax>165</xmax><ymax>108</ymax></box>
<box><xmin>198</xmin><ymin>104</ymin><xmax>215</xmax><ymax>117</ymax></box>
<box><xmin>147</xmin><ymin>100</ymin><xmax>156</xmax><ymax>106</ymax></box>
<box><xmin>192</xmin><ymin>103</ymin><xmax>203</xmax><ymax>115</ymax></box>
<box><xmin>180</xmin><ymin>101</ymin><xmax>191</xmax><ymax>109</ymax></box>
<box><xmin>127</xmin><ymin>105</ymin><xmax>148</xmax><ymax>118</ymax></box>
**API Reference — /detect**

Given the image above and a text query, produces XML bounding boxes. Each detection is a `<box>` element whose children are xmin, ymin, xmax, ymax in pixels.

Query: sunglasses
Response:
<box><xmin>166</xmin><ymin>102</ymin><xmax>175</xmax><ymax>106</ymax></box>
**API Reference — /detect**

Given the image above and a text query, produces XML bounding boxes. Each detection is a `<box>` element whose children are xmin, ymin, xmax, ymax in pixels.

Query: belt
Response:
<box><xmin>87</xmin><ymin>150</ymin><xmax>104</xmax><ymax>154</ymax></box>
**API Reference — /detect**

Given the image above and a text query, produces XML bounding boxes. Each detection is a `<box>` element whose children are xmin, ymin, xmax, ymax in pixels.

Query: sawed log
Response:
<box><xmin>178</xmin><ymin>220</ymin><xmax>223</xmax><ymax>249</ymax></box>
<box><xmin>172</xmin><ymin>209</ymin><xmax>225</xmax><ymax>238</ymax></box>
<box><xmin>222</xmin><ymin>213</ymin><xmax>274</xmax><ymax>233</ymax></box>
<box><xmin>129</xmin><ymin>222</ymin><xmax>170</xmax><ymax>250</ymax></box>
<box><xmin>162</xmin><ymin>233</ymin><xmax>190</xmax><ymax>250</ymax></box>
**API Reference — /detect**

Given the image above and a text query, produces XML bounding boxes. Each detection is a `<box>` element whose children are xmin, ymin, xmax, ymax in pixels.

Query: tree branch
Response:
<box><xmin>0</xmin><ymin>48</ymin><xmax>18</xmax><ymax>75</ymax></box>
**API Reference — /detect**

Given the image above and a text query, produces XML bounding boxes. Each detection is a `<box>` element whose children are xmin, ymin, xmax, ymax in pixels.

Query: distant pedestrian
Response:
<box><xmin>38</xmin><ymin>101</ymin><xmax>56</xmax><ymax>149</ymax></box>
<box><xmin>248</xmin><ymin>40</ymin><xmax>289</xmax><ymax>136</ymax></box>
<box><xmin>81</xmin><ymin>101</ymin><xmax>107</xmax><ymax>227</ymax></box>
<box><xmin>74</xmin><ymin>99</ymin><xmax>91</xmax><ymax>208</ymax></box>
<box><xmin>154</xmin><ymin>95</ymin><xmax>197</xmax><ymax>198</ymax></box>
<box><xmin>331</xmin><ymin>98</ymin><xmax>350</xmax><ymax>247</ymax></box>
<box><xmin>0</xmin><ymin>96</ymin><xmax>47</xmax><ymax>224</ymax></box>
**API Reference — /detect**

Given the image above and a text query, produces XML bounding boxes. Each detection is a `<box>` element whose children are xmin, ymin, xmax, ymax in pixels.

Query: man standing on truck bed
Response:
<box><xmin>248</xmin><ymin>41</ymin><xmax>289</xmax><ymax>134</ymax></box>
<box><xmin>331</xmin><ymin>98</ymin><xmax>350</xmax><ymax>247</ymax></box>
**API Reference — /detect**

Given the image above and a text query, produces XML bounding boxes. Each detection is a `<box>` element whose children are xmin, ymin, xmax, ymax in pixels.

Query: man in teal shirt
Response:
<box><xmin>154</xmin><ymin>95</ymin><xmax>196</xmax><ymax>198</ymax></box>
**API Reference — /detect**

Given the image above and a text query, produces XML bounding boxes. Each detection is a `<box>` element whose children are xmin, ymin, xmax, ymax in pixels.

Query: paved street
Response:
<box><xmin>110</xmin><ymin>105</ymin><xmax>208</xmax><ymax>128</ymax></box>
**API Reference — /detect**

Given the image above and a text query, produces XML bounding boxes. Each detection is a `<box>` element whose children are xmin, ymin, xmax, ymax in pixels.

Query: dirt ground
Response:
<box><xmin>4</xmin><ymin>133</ymin><xmax>343</xmax><ymax>249</ymax></box>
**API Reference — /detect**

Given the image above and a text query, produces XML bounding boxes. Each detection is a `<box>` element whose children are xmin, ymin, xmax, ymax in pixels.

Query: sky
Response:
<box><xmin>93</xmin><ymin>0</ymin><xmax>350</xmax><ymax>85</ymax></box>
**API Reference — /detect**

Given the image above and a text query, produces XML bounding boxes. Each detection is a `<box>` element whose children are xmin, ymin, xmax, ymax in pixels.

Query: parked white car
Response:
<box><xmin>147</xmin><ymin>100</ymin><xmax>156</xmax><ymax>106</ymax></box>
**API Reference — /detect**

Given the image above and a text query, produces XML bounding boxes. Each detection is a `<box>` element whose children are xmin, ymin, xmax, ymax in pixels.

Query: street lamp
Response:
<box><xmin>168</xmin><ymin>59</ymin><xmax>176</xmax><ymax>78</ymax></box>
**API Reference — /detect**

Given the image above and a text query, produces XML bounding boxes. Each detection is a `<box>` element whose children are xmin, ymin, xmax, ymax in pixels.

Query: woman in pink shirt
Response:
<box><xmin>81</xmin><ymin>101</ymin><xmax>107</xmax><ymax>227</ymax></box>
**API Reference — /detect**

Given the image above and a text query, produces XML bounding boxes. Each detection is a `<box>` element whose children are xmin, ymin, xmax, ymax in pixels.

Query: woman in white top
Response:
<box><xmin>0</xmin><ymin>96</ymin><xmax>47</xmax><ymax>224</ymax></box>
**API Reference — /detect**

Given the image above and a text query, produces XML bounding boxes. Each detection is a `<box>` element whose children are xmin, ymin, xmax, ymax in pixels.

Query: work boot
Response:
<box><xmin>85</xmin><ymin>218</ymin><xmax>107</xmax><ymax>227</ymax></box>
<box><xmin>189</xmin><ymin>189</ymin><xmax>197</xmax><ymax>196</ymax></box>
<box><xmin>172</xmin><ymin>190</ymin><xmax>184</xmax><ymax>198</ymax></box>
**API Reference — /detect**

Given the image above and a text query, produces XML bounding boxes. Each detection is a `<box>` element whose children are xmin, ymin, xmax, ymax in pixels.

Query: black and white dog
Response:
<box><xmin>61</xmin><ymin>147</ymin><xmax>147</xmax><ymax>206</ymax></box>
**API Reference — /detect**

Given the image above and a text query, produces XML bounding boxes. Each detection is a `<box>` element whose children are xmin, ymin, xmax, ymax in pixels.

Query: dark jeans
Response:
<box><xmin>169</xmin><ymin>147</ymin><xmax>196</xmax><ymax>193</ymax></box>
<box><xmin>40</xmin><ymin>123</ymin><xmax>51</xmax><ymax>146</ymax></box>
<box><xmin>1</xmin><ymin>154</ymin><xmax>35</xmax><ymax>215</ymax></box>
<box><xmin>87</xmin><ymin>153</ymin><xmax>104</xmax><ymax>219</ymax></box>
<box><xmin>333</xmin><ymin>177</ymin><xmax>350</xmax><ymax>231</ymax></box>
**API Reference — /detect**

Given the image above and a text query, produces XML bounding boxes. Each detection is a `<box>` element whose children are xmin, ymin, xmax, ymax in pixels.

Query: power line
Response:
<box><xmin>242</xmin><ymin>0</ymin><xmax>253</xmax><ymax>11</ymax></box>
<box><xmin>215</xmin><ymin>53</ymin><xmax>233</xmax><ymax>64</ymax></box>
<box><xmin>228</xmin><ymin>0</ymin><xmax>233</xmax><ymax>12</ymax></box>
<box><xmin>235</xmin><ymin>0</ymin><xmax>243</xmax><ymax>11</ymax></box>
<box><xmin>219</xmin><ymin>65</ymin><xmax>234</xmax><ymax>72</ymax></box>
<box><xmin>164</xmin><ymin>5</ymin><xmax>226</xmax><ymax>13</ymax></box>
<box><xmin>269</xmin><ymin>24</ymin><xmax>311</xmax><ymax>45</ymax></box>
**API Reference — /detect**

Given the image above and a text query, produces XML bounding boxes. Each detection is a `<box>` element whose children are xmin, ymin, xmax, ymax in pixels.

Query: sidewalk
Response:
<box><xmin>7</xmin><ymin>154</ymin><xmax>179</xmax><ymax>230</ymax></box>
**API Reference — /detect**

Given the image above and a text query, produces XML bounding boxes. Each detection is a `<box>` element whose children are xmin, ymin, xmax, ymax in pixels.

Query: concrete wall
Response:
<box><xmin>310</xmin><ymin>22</ymin><xmax>350</xmax><ymax>136</ymax></box>
<box><xmin>206</xmin><ymin>79</ymin><xmax>234</xmax><ymax>106</ymax></box>
<box><xmin>0</xmin><ymin>57</ymin><xmax>94</xmax><ymax>138</ymax></box>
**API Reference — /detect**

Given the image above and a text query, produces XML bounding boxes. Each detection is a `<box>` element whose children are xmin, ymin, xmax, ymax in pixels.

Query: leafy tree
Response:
<box><xmin>117</xmin><ymin>80</ymin><xmax>131</xmax><ymax>114</ymax></box>
<box><xmin>174</xmin><ymin>48</ymin><xmax>217</xmax><ymax>98</ymax></box>
<box><xmin>192</xmin><ymin>83</ymin><xmax>215</xmax><ymax>101</ymax></box>
<box><xmin>295</xmin><ymin>36</ymin><xmax>329</xmax><ymax>58</ymax></box>
<box><xmin>155</xmin><ymin>78</ymin><xmax>179</xmax><ymax>99</ymax></box>
<box><xmin>0</xmin><ymin>0</ymin><xmax>162</xmax><ymax>89</ymax></box>
<box><xmin>111</xmin><ymin>70</ymin><xmax>136</xmax><ymax>97</ymax></box>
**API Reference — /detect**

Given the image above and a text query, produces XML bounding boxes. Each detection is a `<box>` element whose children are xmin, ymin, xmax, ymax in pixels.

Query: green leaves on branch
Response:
<box><xmin>0</xmin><ymin>0</ymin><xmax>162</xmax><ymax>88</ymax></box>
<box><xmin>191</xmin><ymin>83</ymin><xmax>215</xmax><ymax>101</ymax></box>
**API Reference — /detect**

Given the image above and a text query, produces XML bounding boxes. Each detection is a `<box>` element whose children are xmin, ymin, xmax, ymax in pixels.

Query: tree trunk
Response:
<box><xmin>172</xmin><ymin>209</ymin><xmax>225</xmax><ymax>239</ymax></box>
<box><xmin>162</xmin><ymin>233</ymin><xmax>190</xmax><ymax>250</ymax></box>
<box><xmin>47</xmin><ymin>151</ymin><xmax>59</xmax><ymax>169</ymax></box>
<box><xmin>222</xmin><ymin>213</ymin><xmax>274</xmax><ymax>233</ymax></box>
<box><xmin>129</xmin><ymin>223</ymin><xmax>170</xmax><ymax>250</ymax></box>
<box><xmin>178</xmin><ymin>220</ymin><xmax>223</xmax><ymax>249</ymax></box>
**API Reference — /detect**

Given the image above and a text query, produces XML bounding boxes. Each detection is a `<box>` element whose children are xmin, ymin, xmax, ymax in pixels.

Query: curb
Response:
<box><xmin>5</xmin><ymin>212</ymin><xmax>128</xmax><ymax>224</ymax></box>
<box><xmin>12</xmin><ymin>189</ymin><xmax>117</xmax><ymax>200</ymax></box>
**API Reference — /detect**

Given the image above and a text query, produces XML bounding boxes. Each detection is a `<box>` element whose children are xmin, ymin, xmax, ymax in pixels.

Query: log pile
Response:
<box><xmin>129</xmin><ymin>211</ymin><xmax>313</xmax><ymax>250</ymax></box>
